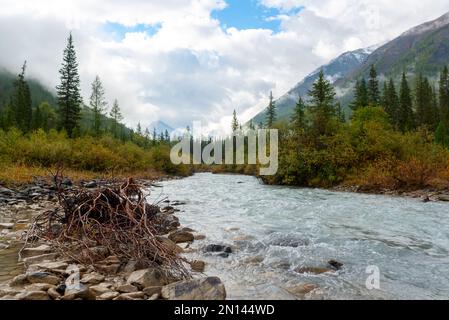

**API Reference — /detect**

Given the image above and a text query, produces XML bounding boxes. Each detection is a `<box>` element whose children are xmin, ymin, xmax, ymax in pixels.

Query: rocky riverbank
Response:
<box><xmin>0</xmin><ymin>178</ymin><xmax>226</xmax><ymax>300</ymax></box>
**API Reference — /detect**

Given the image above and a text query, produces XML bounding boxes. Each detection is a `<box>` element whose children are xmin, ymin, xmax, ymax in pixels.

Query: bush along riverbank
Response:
<box><xmin>0</xmin><ymin>177</ymin><xmax>226</xmax><ymax>300</ymax></box>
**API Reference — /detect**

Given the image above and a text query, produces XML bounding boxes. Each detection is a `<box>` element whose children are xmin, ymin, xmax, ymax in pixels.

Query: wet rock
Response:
<box><xmin>148</xmin><ymin>293</ymin><xmax>159</xmax><ymax>300</ymax></box>
<box><xmin>22</xmin><ymin>244</ymin><xmax>52</xmax><ymax>256</ymax></box>
<box><xmin>244</xmin><ymin>255</ymin><xmax>264</xmax><ymax>264</ymax></box>
<box><xmin>24</xmin><ymin>283</ymin><xmax>54</xmax><ymax>291</ymax></box>
<box><xmin>16</xmin><ymin>291</ymin><xmax>50</xmax><ymax>300</ymax></box>
<box><xmin>64</xmin><ymin>283</ymin><xmax>95</xmax><ymax>300</ymax></box>
<box><xmin>162</xmin><ymin>206</ymin><xmax>175</xmax><ymax>214</ymax></box>
<box><xmin>47</xmin><ymin>287</ymin><xmax>61</xmax><ymax>299</ymax></box>
<box><xmin>0</xmin><ymin>186</ymin><xmax>14</xmax><ymax>196</ymax></box>
<box><xmin>438</xmin><ymin>194</ymin><xmax>449</xmax><ymax>202</ymax></box>
<box><xmin>61</xmin><ymin>178</ymin><xmax>73</xmax><ymax>186</ymax></box>
<box><xmin>204</xmin><ymin>244</ymin><xmax>232</xmax><ymax>254</ymax></box>
<box><xmin>22</xmin><ymin>253</ymin><xmax>58</xmax><ymax>265</ymax></box>
<box><xmin>225</xmin><ymin>227</ymin><xmax>240</xmax><ymax>232</ymax></box>
<box><xmin>232</xmin><ymin>235</ymin><xmax>255</xmax><ymax>241</ymax></box>
<box><xmin>81</xmin><ymin>273</ymin><xmax>105</xmax><ymax>285</ymax></box>
<box><xmin>155</xmin><ymin>213</ymin><xmax>180</xmax><ymax>233</ymax></box>
<box><xmin>161</xmin><ymin>277</ymin><xmax>226</xmax><ymax>300</ymax></box>
<box><xmin>191</xmin><ymin>260</ymin><xmax>206</xmax><ymax>272</ymax></box>
<box><xmin>89</xmin><ymin>284</ymin><xmax>113</xmax><ymax>296</ymax></box>
<box><xmin>171</xmin><ymin>201</ymin><xmax>187</xmax><ymax>206</ymax></box>
<box><xmin>286</xmin><ymin>283</ymin><xmax>318</xmax><ymax>298</ymax></box>
<box><xmin>143</xmin><ymin>286</ymin><xmax>162</xmax><ymax>296</ymax></box>
<box><xmin>113</xmin><ymin>292</ymin><xmax>145</xmax><ymax>300</ymax></box>
<box><xmin>267</xmin><ymin>233</ymin><xmax>309</xmax><ymax>248</ymax></box>
<box><xmin>194</xmin><ymin>234</ymin><xmax>206</xmax><ymax>240</ymax></box>
<box><xmin>127</xmin><ymin>268</ymin><xmax>166</xmax><ymax>290</ymax></box>
<box><xmin>0</xmin><ymin>223</ymin><xmax>14</xmax><ymax>229</ymax></box>
<box><xmin>10</xmin><ymin>274</ymin><xmax>29</xmax><ymax>287</ymax></box>
<box><xmin>97</xmin><ymin>291</ymin><xmax>120</xmax><ymax>300</ymax></box>
<box><xmin>328</xmin><ymin>260</ymin><xmax>344</xmax><ymax>270</ymax></box>
<box><xmin>117</xmin><ymin>284</ymin><xmax>138</xmax><ymax>293</ymax></box>
<box><xmin>84</xmin><ymin>181</ymin><xmax>97</xmax><ymax>189</ymax></box>
<box><xmin>294</xmin><ymin>267</ymin><xmax>333</xmax><ymax>275</ymax></box>
<box><xmin>27</xmin><ymin>272</ymin><xmax>60</xmax><ymax>285</ymax></box>
<box><xmin>168</xmin><ymin>230</ymin><xmax>194</xmax><ymax>243</ymax></box>
<box><xmin>29</xmin><ymin>261</ymin><xmax>69</xmax><ymax>273</ymax></box>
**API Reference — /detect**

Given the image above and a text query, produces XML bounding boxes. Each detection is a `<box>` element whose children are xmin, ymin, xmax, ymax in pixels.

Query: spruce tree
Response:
<box><xmin>12</xmin><ymin>61</ymin><xmax>32</xmax><ymax>132</ymax></box>
<box><xmin>435</xmin><ymin>121</ymin><xmax>449</xmax><ymax>147</ymax></box>
<box><xmin>415</xmin><ymin>74</ymin><xmax>436</xmax><ymax>129</ymax></box>
<box><xmin>89</xmin><ymin>75</ymin><xmax>107</xmax><ymax>136</ymax></box>
<box><xmin>308</xmin><ymin>69</ymin><xmax>336</xmax><ymax>136</ymax></box>
<box><xmin>165</xmin><ymin>129</ymin><xmax>170</xmax><ymax>142</ymax></box>
<box><xmin>265</xmin><ymin>91</ymin><xmax>277</xmax><ymax>128</ymax></box>
<box><xmin>367</xmin><ymin>65</ymin><xmax>380</xmax><ymax>106</ymax></box>
<box><xmin>110</xmin><ymin>99</ymin><xmax>123</xmax><ymax>136</ymax></box>
<box><xmin>350</xmin><ymin>79</ymin><xmax>369</xmax><ymax>111</ymax></box>
<box><xmin>397</xmin><ymin>73</ymin><xmax>415</xmax><ymax>132</ymax></box>
<box><xmin>231</xmin><ymin>109</ymin><xmax>239</xmax><ymax>132</ymax></box>
<box><xmin>291</xmin><ymin>96</ymin><xmax>306</xmax><ymax>130</ymax></box>
<box><xmin>384</xmin><ymin>78</ymin><xmax>399</xmax><ymax>126</ymax></box>
<box><xmin>439</xmin><ymin>66</ymin><xmax>449</xmax><ymax>124</ymax></box>
<box><xmin>136</xmin><ymin>122</ymin><xmax>142</xmax><ymax>136</ymax></box>
<box><xmin>56</xmin><ymin>33</ymin><xmax>82</xmax><ymax>137</ymax></box>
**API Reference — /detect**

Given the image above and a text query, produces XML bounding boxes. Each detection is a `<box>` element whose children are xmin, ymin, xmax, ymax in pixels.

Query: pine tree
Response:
<box><xmin>367</xmin><ymin>65</ymin><xmax>380</xmax><ymax>106</ymax></box>
<box><xmin>153</xmin><ymin>128</ymin><xmax>158</xmax><ymax>142</ymax></box>
<box><xmin>435</xmin><ymin>121</ymin><xmax>449</xmax><ymax>147</ymax></box>
<box><xmin>291</xmin><ymin>96</ymin><xmax>306</xmax><ymax>130</ymax></box>
<box><xmin>415</xmin><ymin>74</ymin><xmax>436</xmax><ymax>129</ymax></box>
<box><xmin>12</xmin><ymin>61</ymin><xmax>32</xmax><ymax>132</ymax></box>
<box><xmin>165</xmin><ymin>129</ymin><xmax>170</xmax><ymax>142</ymax></box>
<box><xmin>265</xmin><ymin>91</ymin><xmax>277</xmax><ymax>128</ymax></box>
<box><xmin>439</xmin><ymin>66</ymin><xmax>449</xmax><ymax>124</ymax></box>
<box><xmin>109</xmin><ymin>99</ymin><xmax>123</xmax><ymax>137</ymax></box>
<box><xmin>89</xmin><ymin>75</ymin><xmax>107</xmax><ymax>136</ymax></box>
<box><xmin>231</xmin><ymin>109</ymin><xmax>239</xmax><ymax>132</ymax></box>
<box><xmin>384</xmin><ymin>78</ymin><xmax>399</xmax><ymax>125</ymax></box>
<box><xmin>350</xmin><ymin>79</ymin><xmax>369</xmax><ymax>111</ymax></box>
<box><xmin>136</xmin><ymin>122</ymin><xmax>142</xmax><ymax>135</ymax></box>
<box><xmin>397</xmin><ymin>73</ymin><xmax>415</xmax><ymax>132</ymax></box>
<box><xmin>335</xmin><ymin>102</ymin><xmax>345</xmax><ymax>123</ymax></box>
<box><xmin>308</xmin><ymin>69</ymin><xmax>336</xmax><ymax>136</ymax></box>
<box><xmin>56</xmin><ymin>33</ymin><xmax>82</xmax><ymax>137</ymax></box>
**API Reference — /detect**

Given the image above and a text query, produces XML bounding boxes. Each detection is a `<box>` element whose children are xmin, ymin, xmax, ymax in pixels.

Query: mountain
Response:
<box><xmin>251</xmin><ymin>11</ymin><xmax>449</xmax><ymax>124</ymax></box>
<box><xmin>147</xmin><ymin>120</ymin><xmax>174</xmax><ymax>135</ymax></box>
<box><xmin>250</xmin><ymin>46</ymin><xmax>376</xmax><ymax>125</ymax></box>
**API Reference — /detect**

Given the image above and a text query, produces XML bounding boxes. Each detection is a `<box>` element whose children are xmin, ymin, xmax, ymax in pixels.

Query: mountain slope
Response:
<box><xmin>251</xmin><ymin>46</ymin><xmax>375</xmax><ymax>125</ymax></box>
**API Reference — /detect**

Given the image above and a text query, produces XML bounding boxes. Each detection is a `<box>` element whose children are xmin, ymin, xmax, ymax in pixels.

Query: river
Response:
<box><xmin>149</xmin><ymin>173</ymin><xmax>449</xmax><ymax>300</ymax></box>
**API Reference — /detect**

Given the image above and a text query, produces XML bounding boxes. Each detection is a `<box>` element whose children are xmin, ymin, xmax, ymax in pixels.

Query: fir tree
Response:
<box><xmin>109</xmin><ymin>99</ymin><xmax>123</xmax><ymax>137</ymax></box>
<box><xmin>308</xmin><ymin>69</ymin><xmax>336</xmax><ymax>136</ymax></box>
<box><xmin>89</xmin><ymin>75</ymin><xmax>107</xmax><ymax>135</ymax></box>
<box><xmin>265</xmin><ymin>91</ymin><xmax>277</xmax><ymax>128</ymax></box>
<box><xmin>165</xmin><ymin>129</ymin><xmax>170</xmax><ymax>142</ymax></box>
<box><xmin>415</xmin><ymin>74</ymin><xmax>436</xmax><ymax>129</ymax></box>
<box><xmin>56</xmin><ymin>33</ymin><xmax>82</xmax><ymax>137</ymax></box>
<box><xmin>12</xmin><ymin>61</ymin><xmax>32</xmax><ymax>132</ymax></box>
<box><xmin>397</xmin><ymin>73</ymin><xmax>415</xmax><ymax>132</ymax></box>
<box><xmin>231</xmin><ymin>109</ymin><xmax>239</xmax><ymax>132</ymax></box>
<box><xmin>384</xmin><ymin>78</ymin><xmax>399</xmax><ymax>125</ymax></box>
<box><xmin>435</xmin><ymin>121</ymin><xmax>449</xmax><ymax>147</ymax></box>
<box><xmin>291</xmin><ymin>96</ymin><xmax>306</xmax><ymax>130</ymax></box>
<box><xmin>136</xmin><ymin>122</ymin><xmax>142</xmax><ymax>135</ymax></box>
<box><xmin>350</xmin><ymin>79</ymin><xmax>369</xmax><ymax>111</ymax></box>
<box><xmin>367</xmin><ymin>65</ymin><xmax>380</xmax><ymax>106</ymax></box>
<box><xmin>439</xmin><ymin>66</ymin><xmax>449</xmax><ymax>124</ymax></box>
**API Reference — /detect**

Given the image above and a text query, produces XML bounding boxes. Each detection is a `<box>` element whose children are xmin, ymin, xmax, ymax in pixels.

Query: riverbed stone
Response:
<box><xmin>22</xmin><ymin>244</ymin><xmax>52</xmax><ymax>256</ymax></box>
<box><xmin>0</xmin><ymin>223</ymin><xmax>14</xmax><ymax>230</ymax></box>
<box><xmin>328</xmin><ymin>260</ymin><xmax>344</xmax><ymax>270</ymax></box>
<box><xmin>89</xmin><ymin>284</ymin><xmax>113</xmax><ymax>296</ymax></box>
<box><xmin>24</xmin><ymin>283</ymin><xmax>54</xmax><ymax>291</ymax></box>
<box><xmin>47</xmin><ymin>287</ymin><xmax>61</xmax><ymax>299</ymax></box>
<box><xmin>81</xmin><ymin>273</ymin><xmax>105</xmax><ymax>285</ymax></box>
<box><xmin>127</xmin><ymin>268</ymin><xmax>166</xmax><ymax>290</ymax></box>
<box><xmin>161</xmin><ymin>277</ymin><xmax>226</xmax><ymax>300</ymax></box>
<box><xmin>23</xmin><ymin>253</ymin><xmax>58</xmax><ymax>265</ymax></box>
<box><xmin>168</xmin><ymin>230</ymin><xmax>194</xmax><ymax>243</ymax></box>
<box><xmin>191</xmin><ymin>260</ymin><xmax>206</xmax><ymax>272</ymax></box>
<box><xmin>113</xmin><ymin>292</ymin><xmax>145</xmax><ymax>300</ymax></box>
<box><xmin>438</xmin><ymin>194</ymin><xmax>449</xmax><ymax>202</ymax></box>
<box><xmin>148</xmin><ymin>293</ymin><xmax>159</xmax><ymax>300</ymax></box>
<box><xmin>16</xmin><ymin>290</ymin><xmax>50</xmax><ymax>300</ymax></box>
<box><xmin>9</xmin><ymin>274</ymin><xmax>29</xmax><ymax>287</ymax></box>
<box><xmin>143</xmin><ymin>286</ymin><xmax>162</xmax><ymax>296</ymax></box>
<box><xmin>27</xmin><ymin>272</ymin><xmax>60</xmax><ymax>285</ymax></box>
<box><xmin>286</xmin><ymin>283</ymin><xmax>318</xmax><ymax>298</ymax></box>
<box><xmin>29</xmin><ymin>261</ymin><xmax>69</xmax><ymax>273</ymax></box>
<box><xmin>294</xmin><ymin>267</ymin><xmax>332</xmax><ymax>275</ymax></box>
<box><xmin>97</xmin><ymin>291</ymin><xmax>120</xmax><ymax>300</ymax></box>
<box><xmin>64</xmin><ymin>283</ymin><xmax>95</xmax><ymax>300</ymax></box>
<box><xmin>204</xmin><ymin>244</ymin><xmax>233</xmax><ymax>254</ymax></box>
<box><xmin>117</xmin><ymin>284</ymin><xmax>138</xmax><ymax>293</ymax></box>
<box><xmin>157</xmin><ymin>236</ymin><xmax>184</xmax><ymax>254</ymax></box>
<box><xmin>194</xmin><ymin>234</ymin><xmax>206</xmax><ymax>240</ymax></box>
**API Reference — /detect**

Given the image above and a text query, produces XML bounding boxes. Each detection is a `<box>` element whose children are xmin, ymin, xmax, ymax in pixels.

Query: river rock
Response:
<box><xmin>143</xmin><ymin>286</ymin><xmax>162</xmax><ymax>296</ymax></box>
<box><xmin>191</xmin><ymin>260</ymin><xmax>206</xmax><ymax>272</ymax></box>
<box><xmin>24</xmin><ymin>283</ymin><xmax>54</xmax><ymax>291</ymax></box>
<box><xmin>81</xmin><ymin>273</ymin><xmax>105</xmax><ymax>285</ymax></box>
<box><xmin>10</xmin><ymin>274</ymin><xmax>29</xmax><ymax>287</ymax></box>
<box><xmin>27</xmin><ymin>272</ymin><xmax>60</xmax><ymax>285</ymax></box>
<box><xmin>244</xmin><ymin>255</ymin><xmax>264</xmax><ymax>264</ymax></box>
<box><xmin>117</xmin><ymin>284</ymin><xmax>138</xmax><ymax>293</ymax></box>
<box><xmin>328</xmin><ymin>260</ymin><xmax>344</xmax><ymax>270</ymax></box>
<box><xmin>286</xmin><ymin>283</ymin><xmax>318</xmax><ymax>298</ymax></box>
<box><xmin>97</xmin><ymin>291</ymin><xmax>120</xmax><ymax>300</ymax></box>
<box><xmin>84</xmin><ymin>181</ymin><xmax>98</xmax><ymax>189</ymax></box>
<box><xmin>23</xmin><ymin>253</ymin><xmax>58</xmax><ymax>265</ymax></box>
<box><xmin>89</xmin><ymin>284</ymin><xmax>113</xmax><ymax>296</ymax></box>
<box><xmin>113</xmin><ymin>292</ymin><xmax>145</xmax><ymax>300</ymax></box>
<box><xmin>438</xmin><ymin>194</ymin><xmax>449</xmax><ymax>202</ymax></box>
<box><xmin>29</xmin><ymin>261</ymin><xmax>69</xmax><ymax>272</ymax></box>
<box><xmin>127</xmin><ymin>269</ymin><xmax>166</xmax><ymax>290</ymax></box>
<box><xmin>157</xmin><ymin>236</ymin><xmax>184</xmax><ymax>254</ymax></box>
<box><xmin>148</xmin><ymin>293</ymin><xmax>159</xmax><ymax>300</ymax></box>
<box><xmin>0</xmin><ymin>223</ymin><xmax>14</xmax><ymax>230</ymax></box>
<box><xmin>194</xmin><ymin>234</ymin><xmax>206</xmax><ymax>240</ymax></box>
<box><xmin>63</xmin><ymin>283</ymin><xmax>95</xmax><ymax>300</ymax></box>
<box><xmin>22</xmin><ymin>244</ymin><xmax>52</xmax><ymax>256</ymax></box>
<box><xmin>161</xmin><ymin>277</ymin><xmax>226</xmax><ymax>300</ymax></box>
<box><xmin>168</xmin><ymin>230</ymin><xmax>194</xmax><ymax>243</ymax></box>
<box><xmin>47</xmin><ymin>287</ymin><xmax>61</xmax><ymax>299</ymax></box>
<box><xmin>294</xmin><ymin>267</ymin><xmax>333</xmax><ymax>275</ymax></box>
<box><xmin>16</xmin><ymin>291</ymin><xmax>50</xmax><ymax>300</ymax></box>
<box><xmin>204</xmin><ymin>244</ymin><xmax>232</xmax><ymax>254</ymax></box>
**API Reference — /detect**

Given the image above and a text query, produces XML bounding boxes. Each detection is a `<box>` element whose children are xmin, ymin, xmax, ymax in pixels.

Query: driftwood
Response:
<box><xmin>23</xmin><ymin>174</ymin><xmax>189</xmax><ymax>280</ymax></box>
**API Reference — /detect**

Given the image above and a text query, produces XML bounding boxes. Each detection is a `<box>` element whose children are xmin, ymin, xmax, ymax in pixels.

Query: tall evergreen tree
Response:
<box><xmin>265</xmin><ymin>91</ymin><xmax>277</xmax><ymax>128</ymax></box>
<box><xmin>248</xmin><ymin>120</ymin><xmax>255</xmax><ymax>130</ymax></box>
<box><xmin>308</xmin><ymin>69</ymin><xmax>336</xmax><ymax>136</ymax></box>
<box><xmin>367</xmin><ymin>65</ymin><xmax>380</xmax><ymax>106</ymax></box>
<box><xmin>164</xmin><ymin>129</ymin><xmax>170</xmax><ymax>142</ymax></box>
<box><xmin>439</xmin><ymin>66</ymin><xmax>449</xmax><ymax>124</ymax></box>
<box><xmin>56</xmin><ymin>33</ymin><xmax>82</xmax><ymax>137</ymax></box>
<box><xmin>415</xmin><ymin>74</ymin><xmax>436</xmax><ymax>129</ymax></box>
<box><xmin>12</xmin><ymin>61</ymin><xmax>32</xmax><ymax>132</ymax></box>
<box><xmin>397</xmin><ymin>73</ymin><xmax>415</xmax><ymax>132</ymax></box>
<box><xmin>231</xmin><ymin>109</ymin><xmax>239</xmax><ymax>132</ymax></box>
<box><xmin>291</xmin><ymin>95</ymin><xmax>306</xmax><ymax>130</ymax></box>
<box><xmin>89</xmin><ymin>75</ymin><xmax>107</xmax><ymax>135</ymax></box>
<box><xmin>384</xmin><ymin>78</ymin><xmax>399</xmax><ymax>125</ymax></box>
<box><xmin>136</xmin><ymin>122</ymin><xmax>142</xmax><ymax>135</ymax></box>
<box><xmin>109</xmin><ymin>99</ymin><xmax>123</xmax><ymax>136</ymax></box>
<box><xmin>435</xmin><ymin>121</ymin><xmax>449</xmax><ymax>147</ymax></box>
<box><xmin>350</xmin><ymin>79</ymin><xmax>368</xmax><ymax>111</ymax></box>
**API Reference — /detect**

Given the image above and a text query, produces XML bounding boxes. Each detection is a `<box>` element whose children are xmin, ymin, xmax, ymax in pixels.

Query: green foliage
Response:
<box><xmin>350</xmin><ymin>78</ymin><xmax>368</xmax><ymax>111</ymax></box>
<box><xmin>435</xmin><ymin>121</ymin><xmax>449</xmax><ymax>147</ymax></box>
<box><xmin>367</xmin><ymin>65</ymin><xmax>380</xmax><ymax>106</ymax></box>
<box><xmin>265</xmin><ymin>91</ymin><xmax>277</xmax><ymax>128</ymax></box>
<box><xmin>231</xmin><ymin>110</ymin><xmax>239</xmax><ymax>132</ymax></box>
<box><xmin>89</xmin><ymin>75</ymin><xmax>107</xmax><ymax>136</ymax></box>
<box><xmin>397</xmin><ymin>73</ymin><xmax>415</xmax><ymax>132</ymax></box>
<box><xmin>11</xmin><ymin>62</ymin><xmax>32</xmax><ymax>132</ymax></box>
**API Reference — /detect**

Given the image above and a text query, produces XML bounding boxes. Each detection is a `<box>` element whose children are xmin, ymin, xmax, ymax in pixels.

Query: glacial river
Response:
<box><xmin>149</xmin><ymin>173</ymin><xmax>449</xmax><ymax>300</ymax></box>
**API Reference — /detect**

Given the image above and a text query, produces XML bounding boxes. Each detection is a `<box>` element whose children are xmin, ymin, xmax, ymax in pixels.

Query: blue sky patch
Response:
<box><xmin>212</xmin><ymin>0</ymin><xmax>303</xmax><ymax>33</ymax></box>
<box><xmin>103</xmin><ymin>22</ymin><xmax>162</xmax><ymax>40</ymax></box>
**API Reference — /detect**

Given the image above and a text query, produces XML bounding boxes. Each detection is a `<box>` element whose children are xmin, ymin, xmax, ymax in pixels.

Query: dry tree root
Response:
<box><xmin>24</xmin><ymin>175</ymin><xmax>190</xmax><ymax>281</ymax></box>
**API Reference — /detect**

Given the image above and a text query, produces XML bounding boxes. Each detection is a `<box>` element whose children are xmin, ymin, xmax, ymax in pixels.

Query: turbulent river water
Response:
<box><xmin>149</xmin><ymin>173</ymin><xmax>449</xmax><ymax>300</ymax></box>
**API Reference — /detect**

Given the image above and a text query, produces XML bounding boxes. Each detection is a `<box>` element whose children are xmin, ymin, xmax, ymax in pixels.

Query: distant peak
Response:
<box><xmin>402</xmin><ymin>11</ymin><xmax>449</xmax><ymax>36</ymax></box>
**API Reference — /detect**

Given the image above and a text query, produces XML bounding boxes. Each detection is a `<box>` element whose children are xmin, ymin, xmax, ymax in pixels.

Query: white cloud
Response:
<box><xmin>0</xmin><ymin>0</ymin><xmax>449</xmax><ymax>135</ymax></box>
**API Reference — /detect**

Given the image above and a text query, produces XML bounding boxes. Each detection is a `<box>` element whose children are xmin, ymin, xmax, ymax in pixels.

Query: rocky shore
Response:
<box><xmin>0</xmin><ymin>178</ymin><xmax>226</xmax><ymax>300</ymax></box>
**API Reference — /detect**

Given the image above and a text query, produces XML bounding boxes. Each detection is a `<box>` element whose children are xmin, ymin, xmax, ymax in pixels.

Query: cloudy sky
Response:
<box><xmin>1</xmin><ymin>0</ymin><xmax>449</xmax><ymax>135</ymax></box>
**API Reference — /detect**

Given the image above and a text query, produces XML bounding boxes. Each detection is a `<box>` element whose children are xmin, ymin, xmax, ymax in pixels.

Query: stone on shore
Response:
<box><xmin>27</xmin><ymin>272</ymin><xmax>60</xmax><ymax>285</ymax></box>
<box><xmin>161</xmin><ymin>277</ymin><xmax>226</xmax><ymax>300</ymax></box>
<box><xmin>113</xmin><ymin>292</ymin><xmax>145</xmax><ymax>300</ymax></box>
<box><xmin>294</xmin><ymin>267</ymin><xmax>333</xmax><ymax>275</ymax></box>
<box><xmin>127</xmin><ymin>269</ymin><xmax>166</xmax><ymax>290</ymax></box>
<box><xmin>22</xmin><ymin>253</ymin><xmax>58</xmax><ymax>265</ymax></box>
<box><xmin>191</xmin><ymin>260</ymin><xmax>206</xmax><ymax>272</ymax></box>
<box><xmin>97</xmin><ymin>291</ymin><xmax>120</xmax><ymax>300</ymax></box>
<box><xmin>16</xmin><ymin>291</ymin><xmax>50</xmax><ymax>300</ymax></box>
<box><xmin>328</xmin><ymin>260</ymin><xmax>344</xmax><ymax>270</ymax></box>
<box><xmin>0</xmin><ymin>223</ymin><xmax>15</xmax><ymax>230</ymax></box>
<box><xmin>168</xmin><ymin>230</ymin><xmax>194</xmax><ymax>243</ymax></box>
<box><xmin>63</xmin><ymin>283</ymin><xmax>95</xmax><ymax>300</ymax></box>
<box><xmin>286</xmin><ymin>283</ymin><xmax>318</xmax><ymax>298</ymax></box>
<box><xmin>117</xmin><ymin>284</ymin><xmax>138</xmax><ymax>293</ymax></box>
<box><xmin>81</xmin><ymin>273</ymin><xmax>106</xmax><ymax>285</ymax></box>
<box><xmin>22</xmin><ymin>244</ymin><xmax>52</xmax><ymax>256</ymax></box>
<box><xmin>143</xmin><ymin>286</ymin><xmax>162</xmax><ymax>296</ymax></box>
